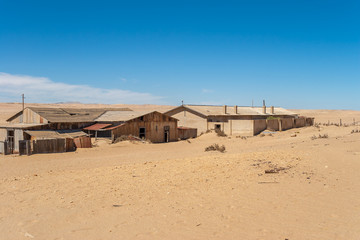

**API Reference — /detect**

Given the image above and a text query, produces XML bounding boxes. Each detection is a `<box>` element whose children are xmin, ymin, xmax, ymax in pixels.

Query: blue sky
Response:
<box><xmin>0</xmin><ymin>0</ymin><xmax>359</xmax><ymax>109</ymax></box>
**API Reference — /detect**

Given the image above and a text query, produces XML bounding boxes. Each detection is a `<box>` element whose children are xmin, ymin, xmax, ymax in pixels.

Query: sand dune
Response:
<box><xmin>1</xmin><ymin>103</ymin><xmax>360</xmax><ymax>239</ymax></box>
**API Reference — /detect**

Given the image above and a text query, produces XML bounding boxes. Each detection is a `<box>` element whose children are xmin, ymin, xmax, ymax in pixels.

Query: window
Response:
<box><xmin>215</xmin><ymin>124</ymin><xmax>221</xmax><ymax>130</ymax></box>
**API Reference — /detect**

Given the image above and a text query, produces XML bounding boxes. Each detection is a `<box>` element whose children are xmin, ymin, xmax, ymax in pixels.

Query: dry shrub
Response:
<box><xmin>351</xmin><ymin>129</ymin><xmax>360</xmax><ymax>134</ymax></box>
<box><xmin>236</xmin><ymin>136</ymin><xmax>247</xmax><ymax>140</ymax></box>
<box><xmin>205</xmin><ymin>143</ymin><xmax>226</xmax><ymax>153</ymax></box>
<box><xmin>259</xmin><ymin>133</ymin><xmax>265</xmax><ymax>137</ymax></box>
<box><xmin>215</xmin><ymin>129</ymin><xmax>227</xmax><ymax>137</ymax></box>
<box><xmin>311</xmin><ymin>133</ymin><xmax>329</xmax><ymax>140</ymax></box>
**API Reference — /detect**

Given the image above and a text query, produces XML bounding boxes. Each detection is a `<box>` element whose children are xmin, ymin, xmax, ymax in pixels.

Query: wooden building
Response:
<box><xmin>164</xmin><ymin>104</ymin><xmax>299</xmax><ymax>136</ymax></box>
<box><xmin>0</xmin><ymin>107</ymin><xmax>131</xmax><ymax>154</ymax></box>
<box><xmin>84</xmin><ymin>111</ymin><xmax>178</xmax><ymax>143</ymax></box>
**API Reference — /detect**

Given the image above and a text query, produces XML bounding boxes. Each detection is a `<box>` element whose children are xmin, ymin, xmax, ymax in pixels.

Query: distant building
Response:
<box><xmin>0</xmin><ymin>107</ymin><xmax>131</xmax><ymax>154</ymax></box>
<box><xmin>164</xmin><ymin>104</ymin><xmax>301</xmax><ymax>136</ymax></box>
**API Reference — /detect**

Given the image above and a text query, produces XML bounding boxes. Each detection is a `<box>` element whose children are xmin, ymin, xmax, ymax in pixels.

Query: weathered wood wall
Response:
<box><xmin>32</xmin><ymin>139</ymin><xmax>66</xmax><ymax>154</ymax></box>
<box><xmin>178</xmin><ymin>128</ymin><xmax>197</xmax><ymax>140</ymax></box>
<box><xmin>73</xmin><ymin>136</ymin><xmax>92</xmax><ymax>148</ymax></box>
<box><xmin>9</xmin><ymin>108</ymin><xmax>48</xmax><ymax>124</ymax></box>
<box><xmin>112</xmin><ymin>112</ymin><xmax>178</xmax><ymax>143</ymax></box>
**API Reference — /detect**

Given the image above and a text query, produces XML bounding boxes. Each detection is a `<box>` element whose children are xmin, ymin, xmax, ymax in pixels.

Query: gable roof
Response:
<box><xmin>95</xmin><ymin>110</ymin><xmax>167</xmax><ymax>122</ymax></box>
<box><xmin>165</xmin><ymin>105</ymin><xmax>297</xmax><ymax>117</ymax></box>
<box><xmin>7</xmin><ymin>107</ymin><xmax>132</xmax><ymax>123</ymax></box>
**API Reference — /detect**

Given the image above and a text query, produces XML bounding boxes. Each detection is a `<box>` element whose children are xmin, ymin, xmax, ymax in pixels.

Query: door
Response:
<box><xmin>164</xmin><ymin>126</ymin><xmax>170</xmax><ymax>142</ymax></box>
<box><xmin>7</xmin><ymin>130</ymin><xmax>14</xmax><ymax>154</ymax></box>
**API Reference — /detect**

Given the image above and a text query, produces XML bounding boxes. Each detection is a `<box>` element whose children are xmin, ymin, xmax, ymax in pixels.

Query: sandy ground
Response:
<box><xmin>1</xmin><ymin>103</ymin><xmax>360</xmax><ymax>239</ymax></box>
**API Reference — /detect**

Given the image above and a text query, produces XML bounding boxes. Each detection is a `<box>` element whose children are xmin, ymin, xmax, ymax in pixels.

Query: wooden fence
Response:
<box><xmin>73</xmin><ymin>136</ymin><xmax>92</xmax><ymax>148</ymax></box>
<box><xmin>19</xmin><ymin>140</ymin><xmax>31</xmax><ymax>156</ymax></box>
<box><xmin>32</xmin><ymin>139</ymin><xmax>66</xmax><ymax>154</ymax></box>
<box><xmin>0</xmin><ymin>141</ymin><xmax>10</xmax><ymax>155</ymax></box>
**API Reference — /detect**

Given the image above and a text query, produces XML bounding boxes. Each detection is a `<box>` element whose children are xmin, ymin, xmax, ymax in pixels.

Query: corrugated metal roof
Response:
<box><xmin>0</xmin><ymin>123</ymin><xmax>47</xmax><ymax>129</ymax></box>
<box><xmin>24</xmin><ymin>130</ymin><xmax>88</xmax><ymax>139</ymax></box>
<box><xmin>7</xmin><ymin>107</ymin><xmax>133</xmax><ymax>123</ymax></box>
<box><xmin>95</xmin><ymin>111</ymin><xmax>154</xmax><ymax>122</ymax></box>
<box><xmin>83</xmin><ymin>123</ymin><xmax>112</xmax><ymax>131</ymax></box>
<box><xmin>180</xmin><ymin>105</ymin><xmax>297</xmax><ymax>116</ymax></box>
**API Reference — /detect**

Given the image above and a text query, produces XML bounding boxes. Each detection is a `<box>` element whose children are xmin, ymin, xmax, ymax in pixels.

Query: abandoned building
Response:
<box><xmin>165</xmin><ymin>104</ymin><xmax>312</xmax><ymax>136</ymax></box>
<box><xmin>0</xmin><ymin>107</ymin><xmax>131</xmax><ymax>154</ymax></box>
<box><xmin>84</xmin><ymin>111</ymin><xmax>178</xmax><ymax>143</ymax></box>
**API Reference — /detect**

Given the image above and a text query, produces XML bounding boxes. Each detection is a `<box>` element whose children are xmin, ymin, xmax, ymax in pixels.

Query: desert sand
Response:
<box><xmin>1</xmin><ymin>103</ymin><xmax>360</xmax><ymax>240</ymax></box>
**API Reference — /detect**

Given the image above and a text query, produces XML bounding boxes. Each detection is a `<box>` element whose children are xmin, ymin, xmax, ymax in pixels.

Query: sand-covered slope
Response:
<box><xmin>1</xmin><ymin>109</ymin><xmax>360</xmax><ymax>239</ymax></box>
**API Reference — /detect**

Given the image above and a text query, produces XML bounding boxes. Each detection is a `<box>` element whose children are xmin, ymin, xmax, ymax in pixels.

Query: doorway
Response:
<box><xmin>7</xmin><ymin>130</ymin><xmax>14</xmax><ymax>154</ymax></box>
<box><xmin>215</xmin><ymin>124</ymin><xmax>221</xmax><ymax>131</ymax></box>
<box><xmin>164</xmin><ymin>126</ymin><xmax>170</xmax><ymax>143</ymax></box>
<box><xmin>139</xmin><ymin>127</ymin><xmax>146</xmax><ymax>139</ymax></box>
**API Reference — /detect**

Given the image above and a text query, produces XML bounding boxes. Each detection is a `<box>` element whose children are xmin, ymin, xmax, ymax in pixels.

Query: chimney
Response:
<box><xmin>223</xmin><ymin>105</ymin><xmax>227</xmax><ymax>114</ymax></box>
<box><xmin>271</xmin><ymin>106</ymin><xmax>274</xmax><ymax>114</ymax></box>
<box><xmin>234</xmin><ymin>105</ymin><xmax>238</xmax><ymax>114</ymax></box>
<box><xmin>262</xmin><ymin>100</ymin><xmax>266</xmax><ymax>114</ymax></box>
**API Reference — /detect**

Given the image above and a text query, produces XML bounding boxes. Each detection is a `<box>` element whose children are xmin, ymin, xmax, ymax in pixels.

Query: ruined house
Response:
<box><xmin>84</xmin><ymin>111</ymin><xmax>178</xmax><ymax>143</ymax></box>
<box><xmin>0</xmin><ymin>107</ymin><xmax>131</xmax><ymax>154</ymax></box>
<box><xmin>164</xmin><ymin>104</ymin><xmax>303</xmax><ymax>136</ymax></box>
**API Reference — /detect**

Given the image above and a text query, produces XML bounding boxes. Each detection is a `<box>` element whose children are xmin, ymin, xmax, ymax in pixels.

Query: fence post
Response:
<box><xmin>26</xmin><ymin>140</ymin><xmax>31</xmax><ymax>156</ymax></box>
<box><xmin>4</xmin><ymin>141</ymin><xmax>8</xmax><ymax>155</ymax></box>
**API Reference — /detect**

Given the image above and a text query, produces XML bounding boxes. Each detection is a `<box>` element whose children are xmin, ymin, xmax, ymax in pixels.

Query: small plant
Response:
<box><xmin>351</xmin><ymin>129</ymin><xmax>360</xmax><ymax>134</ymax></box>
<box><xmin>311</xmin><ymin>133</ymin><xmax>329</xmax><ymax>140</ymax></box>
<box><xmin>259</xmin><ymin>133</ymin><xmax>265</xmax><ymax>137</ymax></box>
<box><xmin>236</xmin><ymin>136</ymin><xmax>247</xmax><ymax>140</ymax></box>
<box><xmin>319</xmin><ymin>133</ymin><xmax>329</xmax><ymax>138</ymax></box>
<box><xmin>205</xmin><ymin>143</ymin><xmax>226</xmax><ymax>153</ymax></box>
<box><xmin>215</xmin><ymin>129</ymin><xmax>227</xmax><ymax>137</ymax></box>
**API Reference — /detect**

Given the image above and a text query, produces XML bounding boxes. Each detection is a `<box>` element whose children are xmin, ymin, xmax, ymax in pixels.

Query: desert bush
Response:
<box><xmin>311</xmin><ymin>133</ymin><xmax>329</xmax><ymax>140</ymax></box>
<box><xmin>215</xmin><ymin>129</ymin><xmax>227</xmax><ymax>137</ymax></box>
<box><xmin>236</xmin><ymin>136</ymin><xmax>247</xmax><ymax>140</ymax></box>
<box><xmin>205</xmin><ymin>143</ymin><xmax>226</xmax><ymax>153</ymax></box>
<box><xmin>351</xmin><ymin>129</ymin><xmax>360</xmax><ymax>134</ymax></box>
<box><xmin>259</xmin><ymin>133</ymin><xmax>265</xmax><ymax>137</ymax></box>
<box><xmin>319</xmin><ymin>133</ymin><xmax>329</xmax><ymax>138</ymax></box>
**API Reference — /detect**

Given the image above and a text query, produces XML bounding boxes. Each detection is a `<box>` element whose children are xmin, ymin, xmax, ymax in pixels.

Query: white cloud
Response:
<box><xmin>0</xmin><ymin>72</ymin><xmax>163</xmax><ymax>104</ymax></box>
<box><xmin>201</xmin><ymin>88</ymin><xmax>214</xmax><ymax>93</ymax></box>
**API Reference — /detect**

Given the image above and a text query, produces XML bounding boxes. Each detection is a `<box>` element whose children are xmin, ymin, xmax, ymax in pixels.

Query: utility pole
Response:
<box><xmin>22</xmin><ymin>94</ymin><xmax>25</xmax><ymax>111</ymax></box>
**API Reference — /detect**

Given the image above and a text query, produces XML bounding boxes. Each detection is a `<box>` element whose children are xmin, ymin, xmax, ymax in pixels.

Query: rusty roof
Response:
<box><xmin>95</xmin><ymin>111</ymin><xmax>154</xmax><ymax>122</ymax></box>
<box><xmin>83</xmin><ymin>123</ymin><xmax>112</xmax><ymax>131</ymax></box>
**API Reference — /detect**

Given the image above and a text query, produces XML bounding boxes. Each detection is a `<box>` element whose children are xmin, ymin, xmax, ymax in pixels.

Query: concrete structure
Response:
<box><xmin>165</xmin><ymin>104</ymin><xmax>298</xmax><ymax>136</ymax></box>
<box><xmin>84</xmin><ymin>111</ymin><xmax>178</xmax><ymax>143</ymax></box>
